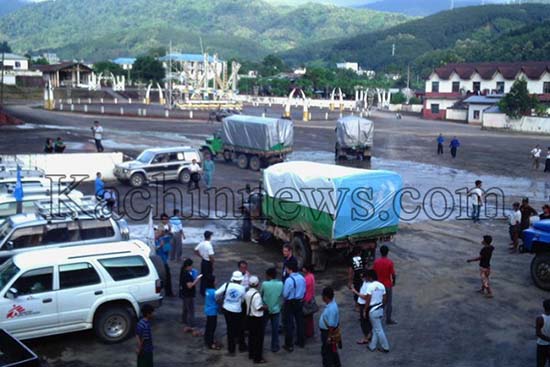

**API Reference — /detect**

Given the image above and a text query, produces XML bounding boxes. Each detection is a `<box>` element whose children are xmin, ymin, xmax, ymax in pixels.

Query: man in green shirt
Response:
<box><xmin>261</xmin><ymin>267</ymin><xmax>283</xmax><ymax>352</ymax></box>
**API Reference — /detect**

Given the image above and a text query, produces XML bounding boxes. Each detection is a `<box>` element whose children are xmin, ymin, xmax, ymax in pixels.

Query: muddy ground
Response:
<box><xmin>1</xmin><ymin>104</ymin><xmax>550</xmax><ymax>366</ymax></box>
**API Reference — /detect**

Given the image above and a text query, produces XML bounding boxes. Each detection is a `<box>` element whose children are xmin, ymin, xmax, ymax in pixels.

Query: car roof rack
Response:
<box><xmin>34</xmin><ymin>196</ymin><xmax>99</xmax><ymax>219</ymax></box>
<box><xmin>0</xmin><ymin>169</ymin><xmax>45</xmax><ymax>180</ymax></box>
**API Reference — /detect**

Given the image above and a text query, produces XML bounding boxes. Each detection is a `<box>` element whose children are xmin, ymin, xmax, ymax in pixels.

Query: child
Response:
<box><xmin>467</xmin><ymin>235</ymin><xmax>494</xmax><ymax>298</ymax></box>
<box><xmin>136</xmin><ymin>304</ymin><xmax>155</xmax><ymax>367</ymax></box>
<box><xmin>204</xmin><ymin>276</ymin><xmax>222</xmax><ymax>350</ymax></box>
<box><xmin>179</xmin><ymin>258</ymin><xmax>202</xmax><ymax>333</ymax></box>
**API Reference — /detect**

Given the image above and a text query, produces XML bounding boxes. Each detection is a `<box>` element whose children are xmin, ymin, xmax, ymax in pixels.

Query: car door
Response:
<box><xmin>145</xmin><ymin>153</ymin><xmax>170</xmax><ymax>182</ymax></box>
<box><xmin>56</xmin><ymin>262</ymin><xmax>103</xmax><ymax>325</ymax></box>
<box><xmin>0</xmin><ymin>266</ymin><xmax>57</xmax><ymax>335</ymax></box>
<box><xmin>5</xmin><ymin>225</ymin><xmax>45</xmax><ymax>259</ymax></box>
<box><xmin>165</xmin><ymin>152</ymin><xmax>185</xmax><ymax>180</ymax></box>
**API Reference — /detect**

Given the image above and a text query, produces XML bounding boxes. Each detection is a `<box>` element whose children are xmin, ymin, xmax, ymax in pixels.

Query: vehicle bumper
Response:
<box><xmin>113</xmin><ymin>167</ymin><xmax>130</xmax><ymax>180</ymax></box>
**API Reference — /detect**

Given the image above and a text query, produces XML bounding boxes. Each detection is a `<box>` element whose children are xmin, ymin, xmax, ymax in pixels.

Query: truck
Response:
<box><xmin>335</xmin><ymin>116</ymin><xmax>374</xmax><ymax>161</ymax></box>
<box><xmin>201</xmin><ymin>115</ymin><xmax>293</xmax><ymax>171</ymax></box>
<box><xmin>242</xmin><ymin>161</ymin><xmax>402</xmax><ymax>270</ymax></box>
<box><xmin>522</xmin><ymin>220</ymin><xmax>550</xmax><ymax>290</ymax></box>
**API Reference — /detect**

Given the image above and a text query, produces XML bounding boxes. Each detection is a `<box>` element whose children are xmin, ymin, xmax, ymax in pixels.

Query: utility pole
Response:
<box><xmin>407</xmin><ymin>65</ymin><xmax>410</xmax><ymax>89</ymax></box>
<box><xmin>168</xmin><ymin>40</ymin><xmax>172</xmax><ymax>110</ymax></box>
<box><xmin>0</xmin><ymin>51</ymin><xmax>5</xmax><ymax>110</ymax></box>
<box><xmin>391</xmin><ymin>43</ymin><xmax>395</xmax><ymax>57</ymax></box>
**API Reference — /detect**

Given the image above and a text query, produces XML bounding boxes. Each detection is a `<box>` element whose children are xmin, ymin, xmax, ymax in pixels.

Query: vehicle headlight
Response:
<box><xmin>123</xmin><ymin>169</ymin><xmax>129</xmax><ymax>173</ymax></box>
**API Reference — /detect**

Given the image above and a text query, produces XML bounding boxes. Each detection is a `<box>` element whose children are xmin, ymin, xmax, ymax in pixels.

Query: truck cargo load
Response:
<box><xmin>336</xmin><ymin>116</ymin><xmax>374</xmax><ymax>149</ymax></box>
<box><xmin>262</xmin><ymin>161</ymin><xmax>402</xmax><ymax>242</ymax></box>
<box><xmin>221</xmin><ymin>115</ymin><xmax>293</xmax><ymax>152</ymax></box>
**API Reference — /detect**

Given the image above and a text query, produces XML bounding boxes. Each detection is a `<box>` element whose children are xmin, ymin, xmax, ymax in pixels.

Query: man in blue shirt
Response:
<box><xmin>436</xmin><ymin>134</ymin><xmax>444</xmax><ymax>155</ymax></box>
<box><xmin>169</xmin><ymin>209</ymin><xmax>184</xmax><ymax>262</ymax></box>
<box><xmin>202</xmin><ymin>156</ymin><xmax>215</xmax><ymax>189</ymax></box>
<box><xmin>136</xmin><ymin>304</ymin><xmax>155</xmax><ymax>367</ymax></box>
<box><xmin>450</xmin><ymin>136</ymin><xmax>461</xmax><ymax>158</ymax></box>
<box><xmin>282</xmin><ymin>262</ymin><xmax>306</xmax><ymax>352</ymax></box>
<box><xmin>94</xmin><ymin>172</ymin><xmax>104</xmax><ymax>199</ymax></box>
<box><xmin>319</xmin><ymin>287</ymin><xmax>341</xmax><ymax>367</ymax></box>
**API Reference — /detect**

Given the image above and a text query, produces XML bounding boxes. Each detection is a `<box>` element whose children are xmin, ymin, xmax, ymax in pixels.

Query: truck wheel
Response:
<box><xmin>249</xmin><ymin>156</ymin><xmax>261</xmax><ymax>171</ymax></box>
<box><xmin>179</xmin><ymin>169</ymin><xmax>191</xmax><ymax>184</ymax></box>
<box><xmin>237</xmin><ymin>154</ymin><xmax>249</xmax><ymax>169</ymax></box>
<box><xmin>94</xmin><ymin>306</ymin><xmax>134</xmax><ymax>343</ymax></box>
<box><xmin>290</xmin><ymin>235</ymin><xmax>311</xmax><ymax>269</ymax></box>
<box><xmin>531</xmin><ymin>254</ymin><xmax>550</xmax><ymax>290</ymax></box>
<box><xmin>223</xmin><ymin>150</ymin><xmax>232</xmax><ymax>162</ymax></box>
<box><xmin>130</xmin><ymin>173</ymin><xmax>145</xmax><ymax>188</ymax></box>
<box><xmin>312</xmin><ymin>250</ymin><xmax>328</xmax><ymax>272</ymax></box>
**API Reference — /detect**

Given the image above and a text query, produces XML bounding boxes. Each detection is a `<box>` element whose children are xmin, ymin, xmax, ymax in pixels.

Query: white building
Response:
<box><xmin>423</xmin><ymin>61</ymin><xmax>550</xmax><ymax>121</ymax></box>
<box><xmin>336</xmin><ymin>62</ymin><xmax>359</xmax><ymax>73</ymax></box>
<box><xmin>1</xmin><ymin>53</ymin><xmax>28</xmax><ymax>71</ymax></box>
<box><xmin>0</xmin><ymin>53</ymin><xmax>42</xmax><ymax>86</ymax></box>
<box><xmin>112</xmin><ymin>57</ymin><xmax>136</xmax><ymax>71</ymax></box>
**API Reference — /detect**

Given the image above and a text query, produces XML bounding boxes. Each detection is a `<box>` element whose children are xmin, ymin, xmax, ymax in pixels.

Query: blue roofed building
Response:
<box><xmin>111</xmin><ymin>57</ymin><xmax>136</xmax><ymax>70</ymax></box>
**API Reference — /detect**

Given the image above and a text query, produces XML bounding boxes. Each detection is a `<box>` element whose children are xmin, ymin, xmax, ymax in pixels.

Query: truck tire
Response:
<box><xmin>249</xmin><ymin>156</ymin><xmax>261</xmax><ymax>171</ymax></box>
<box><xmin>94</xmin><ymin>306</ymin><xmax>134</xmax><ymax>343</ymax></box>
<box><xmin>290</xmin><ymin>235</ymin><xmax>311</xmax><ymax>269</ymax></box>
<box><xmin>312</xmin><ymin>249</ymin><xmax>328</xmax><ymax>272</ymax></box>
<box><xmin>130</xmin><ymin>173</ymin><xmax>145</xmax><ymax>188</ymax></box>
<box><xmin>223</xmin><ymin>150</ymin><xmax>232</xmax><ymax>162</ymax></box>
<box><xmin>237</xmin><ymin>154</ymin><xmax>249</xmax><ymax>169</ymax></box>
<box><xmin>531</xmin><ymin>254</ymin><xmax>550</xmax><ymax>290</ymax></box>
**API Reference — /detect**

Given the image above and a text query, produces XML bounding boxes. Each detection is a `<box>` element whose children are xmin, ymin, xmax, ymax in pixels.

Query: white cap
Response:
<box><xmin>231</xmin><ymin>270</ymin><xmax>244</xmax><ymax>282</ymax></box>
<box><xmin>249</xmin><ymin>275</ymin><xmax>260</xmax><ymax>287</ymax></box>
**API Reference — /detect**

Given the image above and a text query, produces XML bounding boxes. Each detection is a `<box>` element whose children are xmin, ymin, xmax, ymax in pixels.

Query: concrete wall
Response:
<box><xmin>388</xmin><ymin>104</ymin><xmax>423</xmax><ymax>113</ymax></box>
<box><xmin>0</xmin><ymin>153</ymin><xmax>123</xmax><ymax>181</ymax></box>
<box><xmin>446</xmin><ymin>108</ymin><xmax>467</xmax><ymax>122</ymax></box>
<box><xmin>482</xmin><ymin>114</ymin><xmax>550</xmax><ymax>134</ymax></box>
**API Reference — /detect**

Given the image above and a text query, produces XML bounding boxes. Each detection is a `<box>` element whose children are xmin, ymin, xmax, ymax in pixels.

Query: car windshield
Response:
<box><xmin>0</xmin><ymin>259</ymin><xmax>19</xmax><ymax>290</ymax></box>
<box><xmin>136</xmin><ymin>151</ymin><xmax>155</xmax><ymax>164</ymax></box>
<box><xmin>0</xmin><ymin>221</ymin><xmax>12</xmax><ymax>245</ymax></box>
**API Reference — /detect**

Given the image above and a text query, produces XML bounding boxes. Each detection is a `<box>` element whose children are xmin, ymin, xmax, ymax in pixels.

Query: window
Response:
<box><xmin>11</xmin><ymin>267</ymin><xmax>53</xmax><ymax>296</ymax></box>
<box><xmin>544</xmin><ymin>82</ymin><xmax>550</xmax><ymax>94</ymax></box>
<box><xmin>473</xmin><ymin>110</ymin><xmax>481</xmax><ymax>120</ymax></box>
<box><xmin>0</xmin><ymin>260</ymin><xmax>19</xmax><ymax>290</ymax></box>
<box><xmin>431</xmin><ymin>81</ymin><xmax>439</xmax><ymax>93</ymax></box>
<box><xmin>42</xmin><ymin>222</ymin><xmax>80</xmax><ymax>244</ymax></box>
<box><xmin>496</xmin><ymin>82</ymin><xmax>505</xmax><ymax>94</ymax></box>
<box><xmin>152</xmin><ymin>154</ymin><xmax>169</xmax><ymax>164</ymax></box>
<box><xmin>14</xmin><ymin>61</ymin><xmax>21</xmax><ymax>68</ymax></box>
<box><xmin>473</xmin><ymin>82</ymin><xmax>481</xmax><ymax>92</ymax></box>
<box><xmin>10</xmin><ymin>226</ymin><xmax>44</xmax><ymax>249</ymax></box>
<box><xmin>99</xmin><ymin>256</ymin><xmax>149</xmax><ymax>281</ymax></box>
<box><xmin>59</xmin><ymin>262</ymin><xmax>101</xmax><ymax>289</ymax></box>
<box><xmin>452</xmin><ymin>82</ymin><xmax>460</xmax><ymax>93</ymax></box>
<box><xmin>79</xmin><ymin>219</ymin><xmax>115</xmax><ymax>240</ymax></box>
<box><xmin>430</xmin><ymin>104</ymin><xmax>440</xmax><ymax>114</ymax></box>
<box><xmin>168</xmin><ymin>152</ymin><xmax>184</xmax><ymax>162</ymax></box>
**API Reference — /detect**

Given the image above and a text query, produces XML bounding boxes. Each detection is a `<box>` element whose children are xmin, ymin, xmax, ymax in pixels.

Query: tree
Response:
<box><xmin>0</xmin><ymin>41</ymin><xmax>12</xmax><ymax>53</ymax></box>
<box><xmin>132</xmin><ymin>56</ymin><xmax>165</xmax><ymax>83</ymax></box>
<box><xmin>390</xmin><ymin>92</ymin><xmax>407</xmax><ymax>104</ymax></box>
<box><xmin>32</xmin><ymin>57</ymin><xmax>49</xmax><ymax>65</ymax></box>
<box><xmin>93</xmin><ymin>61</ymin><xmax>125</xmax><ymax>76</ymax></box>
<box><xmin>261</xmin><ymin>55</ymin><xmax>286</xmax><ymax>77</ymax></box>
<box><xmin>498</xmin><ymin>79</ymin><xmax>539</xmax><ymax>119</ymax></box>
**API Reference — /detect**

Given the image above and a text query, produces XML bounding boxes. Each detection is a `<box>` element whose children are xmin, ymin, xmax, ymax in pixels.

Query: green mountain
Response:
<box><xmin>0</xmin><ymin>0</ymin><xmax>409</xmax><ymax>61</ymax></box>
<box><xmin>280</xmin><ymin>3</ymin><xmax>550</xmax><ymax>75</ymax></box>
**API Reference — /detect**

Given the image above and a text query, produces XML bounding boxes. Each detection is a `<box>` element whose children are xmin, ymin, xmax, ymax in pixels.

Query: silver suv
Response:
<box><xmin>0</xmin><ymin>198</ymin><xmax>129</xmax><ymax>263</ymax></box>
<box><xmin>114</xmin><ymin>146</ymin><xmax>202</xmax><ymax>187</ymax></box>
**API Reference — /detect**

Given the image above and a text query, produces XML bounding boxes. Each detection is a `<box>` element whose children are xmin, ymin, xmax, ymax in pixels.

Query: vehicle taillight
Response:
<box><xmin>155</xmin><ymin>279</ymin><xmax>162</xmax><ymax>294</ymax></box>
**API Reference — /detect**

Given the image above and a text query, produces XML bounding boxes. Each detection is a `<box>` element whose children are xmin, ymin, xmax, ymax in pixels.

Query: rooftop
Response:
<box><xmin>34</xmin><ymin>62</ymin><xmax>93</xmax><ymax>73</ymax></box>
<box><xmin>463</xmin><ymin>95</ymin><xmax>503</xmax><ymax>104</ymax></box>
<box><xmin>158</xmin><ymin>53</ymin><xmax>222</xmax><ymax>63</ymax></box>
<box><xmin>1</xmin><ymin>53</ymin><xmax>27</xmax><ymax>61</ymax></box>
<box><xmin>112</xmin><ymin>57</ymin><xmax>136</xmax><ymax>65</ymax></box>
<box><xmin>431</xmin><ymin>61</ymin><xmax>550</xmax><ymax>81</ymax></box>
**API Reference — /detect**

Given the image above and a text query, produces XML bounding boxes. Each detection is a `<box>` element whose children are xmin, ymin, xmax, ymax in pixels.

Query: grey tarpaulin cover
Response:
<box><xmin>336</xmin><ymin>116</ymin><xmax>374</xmax><ymax>148</ymax></box>
<box><xmin>221</xmin><ymin>115</ymin><xmax>294</xmax><ymax>151</ymax></box>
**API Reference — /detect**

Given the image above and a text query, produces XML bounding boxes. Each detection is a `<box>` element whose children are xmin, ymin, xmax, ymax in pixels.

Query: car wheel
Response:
<box><xmin>531</xmin><ymin>254</ymin><xmax>550</xmax><ymax>290</ymax></box>
<box><xmin>179</xmin><ymin>169</ymin><xmax>191</xmax><ymax>184</ymax></box>
<box><xmin>94</xmin><ymin>306</ymin><xmax>134</xmax><ymax>343</ymax></box>
<box><xmin>223</xmin><ymin>150</ymin><xmax>232</xmax><ymax>162</ymax></box>
<box><xmin>290</xmin><ymin>235</ymin><xmax>311</xmax><ymax>270</ymax></box>
<box><xmin>249</xmin><ymin>156</ymin><xmax>261</xmax><ymax>171</ymax></box>
<box><xmin>130</xmin><ymin>173</ymin><xmax>145</xmax><ymax>188</ymax></box>
<box><xmin>237</xmin><ymin>154</ymin><xmax>249</xmax><ymax>169</ymax></box>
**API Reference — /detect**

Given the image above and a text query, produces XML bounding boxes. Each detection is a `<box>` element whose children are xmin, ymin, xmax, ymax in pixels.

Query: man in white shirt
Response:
<box><xmin>188</xmin><ymin>159</ymin><xmax>202</xmax><ymax>191</ymax></box>
<box><xmin>91</xmin><ymin>121</ymin><xmax>104</xmax><ymax>152</ymax></box>
<box><xmin>245</xmin><ymin>276</ymin><xmax>267</xmax><ymax>363</ymax></box>
<box><xmin>509</xmin><ymin>202</ymin><xmax>522</xmax><ymax>252</ymax></box>
<box><xmin>532</xmin><ymin>144</ymin><xmax>542</xmax><ymax>170</ymax></box>
<box><xmin>470</xmin><ymin>180</ymin><xmax>483</xmax><ymax>223</ymax></box>
<box><xmin>215</xmin><ymin>271</ymin><xmax>246</xmax><ymax>356</ymax></box>
<box><xmin>351</xmin><ymin>272</ymin><xmax>372</xmax><ymax>345</ymax></box>
<box><xmin>363</xmin><ymin>270</ymin><xmax>389</xmax><ymax>353</ymax></box>
<box><xmin>194</xmin><ymin>231</ymin><xmax>214</xmax><ymax>296</ymax></box>
<box><xmin>169</xmin><ymin>209</ymin><xmax>185</xmax><ymax>262</ymax></box>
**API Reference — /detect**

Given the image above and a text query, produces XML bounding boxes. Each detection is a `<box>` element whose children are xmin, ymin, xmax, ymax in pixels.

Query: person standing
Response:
<box><xmin>195</xmin><ymin>230</ymin><xmax>215</xmax><ymax>297</ymax></box>
<box><xmin>302</xmin><ymin>264</ymin><xmax>316</xmax><ymax>339</ymax></box>
<box><xmin>545</xmin><ymin>147</ymin><xmax>550</xmax><ymax>173</ymax></box>
<box><xmin>532</xmin><ymin>145</ymin><xmax>543</xmax><ymax>170</ymax></box>
<box><xmin>91</xmin><ymin>121</ymin><xmax>104</xmax><ymax>152</ymax></box>
<box><xmin>238</xmin><ymin>260</ymin><xmax>251</xmax><ymax>290</ymax></box>
<box><xmin>373</xmin><ymin>245</ymin><xmax>397</xmax><ymax>325</ymax></box>
<box><xmin>54</xmin><ymin>137</ymin><xmax>66</xmax><ymax>153</ymax></box>
<box><xmin>467</xmin><ymin>235</ymin><xmax>494</xmax><ymax>298</ymax></box>
<box><xmin>170</xmin><ymin>209</ymin><xmax>184</xmax><ymax>262</ymax></box>
<box><xmin>282</xmin><ymin>244</ymin><xmax>298</xmax><ymax>282</ymax></box>
<box><xmin>348</xmin><ymin>246</ymin><xmax>365</xmax><ymax>304</ymax></box>
<box><xmin>215</xmin><ymin>271</ymin><xmax>246</xmax><ymax>356</ymax></box>
<box><xmin>470</xmin><ymin>180</ymin><xmax>483</xmax><ymax>223</ymax></box>
<box><xmin>351</xmin><ymin>271</ymin><xmax>372</xmax><ymax>345</ymax></box>
<box><xmin>155</xmin><ymin>216</ymin><xmax>173</xmax><ymax>297</ymax></box>
<box><xmin>436</xmin><ymin>133</ymin><xmax>444</xmax><ymax>155</ymax></box>
<box><xmin>203</xmin><ymin>155</ymin><xmax>215</xmax><ymax>189</ymax></box>
<box><xmin>44</xmin><ymin>138</ymin><xmax>54</xmax><ymax>153</ymax></box>
<box><xmin>536</xmin><ymin>299</ymin><xmax>550</xmax><ymax>367</ymax></box>
<box><xmin>136</xmin><ymin>304</ymin><xmax>155</xmax><ymax>367</ymax></box>
<box><xmin>449</xmin><ymin>136</ymin><xmax>460</xmax><ymax>158</ymax></box>
<box><xmin>188</xmin><ymin>158</ymin><xmax>202</xmax><ymax>191</ymax></box>
<box><xmin>540</xmin><ymin>205</ymin><xmax>550</xmax><ymax>220</ymax></box>
<box><xmin>204</xmin><ymin>276</ymin><xmax>221</xmax><ymax>350</ymax></box>
<box><xmin>363</xmin><ymin>270</ymin><xmax>390</xmax><ymax>353</ymax></box>
<box><xmin>282</xmin><ymin>262</ymin><xmax>306</xmax><ymax>352</ymax></box>
<box><xmin>520</xmin><ymin>198</ymin><xmax>538</xmax><ymax>233</ymax></box>
<box><xmin>95</xmin><ymin>172</ymin><xmax>105</xmax><ymax>199</ymax></box>
<box><xmin>245</xmin><ymin>276</ymin><xmax>267</xmax><ymax>364</ymax></box>
<box><xmin>319</xmin><ymin>287</ymin><xmax>341</xmax><ymax>367</ymax></box>
<box><xmin>508</xmin><ymin>202</ymin><xmax>521</xmax><ymax>252</ymax></box>
<box><xmin>261</xmin><ymin>267</ymin><xmax>283</xmax><ymax>353</ymax></box>
<box><xmin>238</xmin><ymin>260</ymin><xmax>251</xmax><ymax>350</ymax></box>
<box><xmin>179</xmin><ymin>258</ymin><xmax>201</xmax><ymax>332</ymax></box>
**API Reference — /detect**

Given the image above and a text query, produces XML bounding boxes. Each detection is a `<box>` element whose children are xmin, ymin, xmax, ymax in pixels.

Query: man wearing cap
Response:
<box><xmin>195</xmin><ymin>231</ymin><xmax>215</xmax><ymax>296</ymax></box>
<box><xmin>283</xmin><ymin>262</ymin><xmax>306</xmax><ymax>352</ymax></box>
<box><xmin>245</xmin><ymin>276</ymin><xmax>267</xmax><ymax>364</ymax></box>
<box><xmin>215</xmin><ymin>271</ymin><xmax>246</xmax><ymax>356</ymax></box>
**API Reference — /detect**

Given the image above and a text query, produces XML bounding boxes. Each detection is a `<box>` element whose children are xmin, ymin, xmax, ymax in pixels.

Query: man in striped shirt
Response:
<box><xmin>136</xmin><ymin>304</ymin><xmax>155</xmax><ymax>367</ymax></box>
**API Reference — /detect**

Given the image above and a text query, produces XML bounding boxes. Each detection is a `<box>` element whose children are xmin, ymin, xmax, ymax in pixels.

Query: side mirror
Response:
<box><xmin>6</xmin><ymin>241</ymin><xmax>14</xmax><ymax>250</ymax></box>
<box><xmin>6</xmin><ymin>287</ymin><xmax>18</xmax><ymax>300</ymax></box>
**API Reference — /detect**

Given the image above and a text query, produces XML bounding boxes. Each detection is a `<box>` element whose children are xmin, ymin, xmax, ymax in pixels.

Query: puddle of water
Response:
<box><xmin>129</xmin><ymin>222</ymin><xmax>239</xmax><ymax>245</ymax></box>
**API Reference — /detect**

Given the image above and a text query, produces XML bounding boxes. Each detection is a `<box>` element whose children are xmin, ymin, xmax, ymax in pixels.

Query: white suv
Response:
<box><xmin>0</xmin><ymin>240</ymin><xmax>162</xmax><ymax>343</ymax></box>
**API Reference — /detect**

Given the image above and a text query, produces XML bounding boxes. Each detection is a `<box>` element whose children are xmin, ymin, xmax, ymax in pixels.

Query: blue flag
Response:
<box><xmin>14</xmin><ymin>165</ymin><xmax>24</xmax><ymax>202</ymax></box>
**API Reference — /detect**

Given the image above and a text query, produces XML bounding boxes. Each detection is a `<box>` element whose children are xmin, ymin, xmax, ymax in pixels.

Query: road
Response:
<box><xmin>1</xmin><ymin>104</ymin><xmax>549</xmax><ymax>367</ymax></box>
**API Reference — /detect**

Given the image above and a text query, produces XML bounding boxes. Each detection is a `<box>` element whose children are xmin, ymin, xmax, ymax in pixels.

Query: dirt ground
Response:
<box><xmin>1</xmin><ymin>104</ymin><xmax>549</xmax><ymax>366</ymax></box>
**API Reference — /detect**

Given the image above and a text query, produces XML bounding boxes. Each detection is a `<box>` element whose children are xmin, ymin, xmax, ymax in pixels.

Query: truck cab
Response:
<box><xmin>522</xmin><ymin>220</ymin><xmax>550</xmax><ymax>290</ymax></box>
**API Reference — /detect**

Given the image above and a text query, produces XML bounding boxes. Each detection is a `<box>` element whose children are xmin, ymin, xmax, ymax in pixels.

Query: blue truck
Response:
<box><xmin>523</xmin><ymin>220</ymin><xmax>550</xmax><ymax>290</ymax></box>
